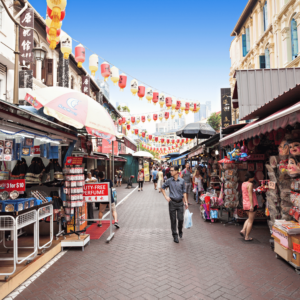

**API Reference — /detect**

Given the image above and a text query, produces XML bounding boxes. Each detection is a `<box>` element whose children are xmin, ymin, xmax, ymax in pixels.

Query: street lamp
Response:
<box><xmin>1</xmin><ymin>0</ymin><xmax>46</xmax><ymax>105</ymax></box>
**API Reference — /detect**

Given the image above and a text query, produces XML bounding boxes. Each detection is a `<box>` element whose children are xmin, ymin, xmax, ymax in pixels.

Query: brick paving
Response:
<box><xmin>13</xmin><ymin>182</ymin><xmax>300</xmax><ymax>300</ymax></box>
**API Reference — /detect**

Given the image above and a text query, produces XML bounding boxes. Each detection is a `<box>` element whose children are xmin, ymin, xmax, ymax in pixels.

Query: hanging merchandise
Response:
<box><xmin>100</xmin><ymin>61</ymin><xmax>110</xmax><ymax>81</ymax></box>
<box><xmin>146</xmin><ymin>88</ymin><xmax>153</xmax><ymax>103</ymax></box>
<box><xmin>60</xmin><ymin>33</ymin><xmax>72</xmax><ymax>59</ymax></box>
<box><xmin>127</xmin><ymin>124</ymin><xmax>131</xmax><ymax>131</ymax></box>
<box><xmin>159</xmin><ymin>113</ymin><xmax>163</xmax><ymax>121</ymax></box>
<box><xmin>147</xmin><ymin>114</ymin><xmax>151</xmax><ymax>122</ymax></box>
<box><xmin>119</xmin><ymin>73</ymin><xmax>127</xmax><ymax>91</ymax></box>
<box><xmin>131</xmin><ymin>116</ymin><xmax>135</xmax><ymax>124</ymax></box>
<box><xmin>166</xmin><ymin>97</ymin><xmax>172</xmax><ymax>108</ymax></box>
<box><xmin>159</xmin><ymin>94</ymin><xmax>165</xmax><ymax>108</ymax></box>
<box><xmin>178</xmin><ymin>109</ymin><xmax>183</xmax><ymax>118</ymax></box>
<box><xmin>153</xmin><ymin>91</ymin><xmax>159</xmax><ymax>105</ymax></box>
<box><xmin>110</xmin><ymin>66</ymin><xmax>120</xmax><ymax>86</ymax></box>
<box><xmin>89</xmin><ymin>54</ymin><xmax>99</xmax><ymax>77</ymax></box>
<box><xmin>131</xmin><ymin>79</ymin><xmax>138</xmax><ymax>96</ymax></box>
<box><xmin>136</xmin><ymin>116</ymin><xmax>140</xmax><ymax>124</ymax></box>
<box><xmin>74</xmin><ymin>44</ymin><xmax>85</xmax><ymax>68</ymax></box>
<box><xmin>171</xmin><ymin>110</ymin><xmax>175</xmax><ymax>119</ymax></box>
<box><xmin>138</xmin><ymin>85</ymin><xmax>145</xmax><ymax>100</ymax></box>
<box><xmin>141</xmin><ymin>115</ymin><xmax>146</xmax><ymax>123</ymax></box>
<box><xmin>153</xmin><ymin>114</ymin><xmax>158</xmax><ymax>121</ymax></box>
<box><xmin>164</xmin><ymin>112</ymin><xmax>170</xmax><ymax>120</ymax></box>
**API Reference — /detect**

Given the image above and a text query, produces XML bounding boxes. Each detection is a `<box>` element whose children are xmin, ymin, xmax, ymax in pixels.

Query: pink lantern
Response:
<box><xmin>166</xmin><ymin>97</ymin><xmax>172</xmax><ymax>108</ymax></box>
<box><xmin>75</xmin><ymin>44</ymin><xmax>85</xmax><ymax>68</ymax></box>
<box><xmin>153</xmin><ymin>91</ymin><xmax>159</xmax><ymax>105</ymax></box>
<box><xmin>138</xmin><ymin>85</ymin><xmax>145</xmax><ymax>100</ymax></box>
<box><xmin>101</xmin><ymin>62</ymin><xmax>110</xmax><ymax>81</ymax></box>
<box><xmin>119</xmin><ymin>73</ymin><xmax>127</xmax><ymax>91</ymax></box>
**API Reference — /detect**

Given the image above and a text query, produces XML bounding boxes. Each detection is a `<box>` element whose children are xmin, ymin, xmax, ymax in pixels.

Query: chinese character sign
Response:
<box><xmin>19</xmin><ymin>8</ymin><xmax>34</xmax><ymax>66</ymax></box>
<box><xmin>221</xmin><ymin>88</ymin><xmax>232</xmax><ymax>128</ymax></box>
<box><xmin>82</xmin><ymin>76</ymin><xmax>90</xmax><ymax>95</ymax></box>
<box><xmin>83</xmin><ymin>183</ymin><xmax>109</xmax><ymax>202</ymax></box>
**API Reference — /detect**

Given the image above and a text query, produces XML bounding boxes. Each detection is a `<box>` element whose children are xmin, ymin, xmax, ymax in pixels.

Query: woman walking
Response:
<box><xmin>240</xmin><ymin>171</ymin><xmax>258</xmax><ymax>241</ymax></box>
<box><xmin>157</xmin><ymin>167</ymin><xmax>164</xmax><ymax>193</ymax></box>
<box><xmin>192</xmin><ymin>170</ymin><xmax>203</xmax><ymax>203</ymax></box>
<box><xmin>137</xmin><ymin>169</ymin><xmax>144</xmax><ymax>191</ymax></box>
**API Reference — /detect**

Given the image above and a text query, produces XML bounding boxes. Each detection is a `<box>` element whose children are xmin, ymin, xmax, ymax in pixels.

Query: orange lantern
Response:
<box><xmin>47</xmin><ymin>6</ymin><xmax>66</xmax><ymax>21</ymax></box>
<box><xmin>153</xmin><ymin>91</ymin><xmax>159</xmax><ymax>105</ymax></box>
<box><xmin>138</xmin><ymin>85</ymin><xmax>145</xmax><ymax>100</ymax></box>
<box><xmin>141</xmin><ymin>116</ymin><xmax>146</xmax><ymax>123</ymax></box>
<box><xmin>166</xmin><ymin>97</ymin><xmax>172</xmax><ymax>108</ymax></box>
<box><xmin>131</xmin><ymin>116</ymin><xmax>135</xmax><ymax>124</ymax></box>
<box><xmin>119</xmin><ymin>73</ymin><xmax>127</xmax><ymax>91</ymax></box>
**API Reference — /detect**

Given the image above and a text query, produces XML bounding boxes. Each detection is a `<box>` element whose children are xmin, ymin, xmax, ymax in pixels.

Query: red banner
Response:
<box><xmin>0</xmin><ymin>180</ymin><xmax>26</xmax><ymax>192</ymax></box>
<box><xmin>83</xmin><ymin>183</ymin><xmax>109</xmax><ymax>202</ymax></box>
<box><xmin>65</xmin><ymin>156</ymin><xmax>83</xmax><ymax>166</ymax></box>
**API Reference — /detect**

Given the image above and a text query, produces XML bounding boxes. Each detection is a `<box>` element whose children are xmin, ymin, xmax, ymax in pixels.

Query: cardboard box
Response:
<box><xmin>291</xmin><ymin>250</ymin><xmax>300</xmax><ymax>267</ymax></box>
<box><xmin>272</xmin><ymin>226</ymin><xmax>291</xmax><ymax>248</ymax></box>
<box><xmin>291</xmin><ymin>235</ymin><xmax>300</xmax><ymax>253</ymax></box>
<box><xmin>274</xmin><ymin>241</ymin><xmax>292</xmax><ymax>262</ymax></box>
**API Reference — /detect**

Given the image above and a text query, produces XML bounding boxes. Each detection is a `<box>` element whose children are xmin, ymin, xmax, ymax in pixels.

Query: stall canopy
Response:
<box><xmin>220</xmin><ymin>101</ymin><xmax>300</xmax><ymax>147</ymax></box>
<box><xmin>176</xmin><ymin>122</ymin><xmax>215</xmax><ymax>139</ymax></box>
<box><xmin>233</xmin><ymin>68</ymin><xmax>300</xmax><ymax>120</ymax></box>
<box><xmin>169</xmin><ymin>154</ymin><xmax>187</xmax><ymax>166</ymax></box>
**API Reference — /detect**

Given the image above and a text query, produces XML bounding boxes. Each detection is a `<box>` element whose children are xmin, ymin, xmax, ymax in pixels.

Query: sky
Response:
<box><xmin>29</xmin><ymin>0</ymin><xmax>248</xmax><ymax>133</ymax></box>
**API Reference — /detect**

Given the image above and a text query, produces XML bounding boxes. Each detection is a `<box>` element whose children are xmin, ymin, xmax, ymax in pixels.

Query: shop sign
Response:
<box><xmin>83</xmin><ymin>183</ymin><xmax>108</xmax><ymax>202</ymax></box>
<box><xmin>221</xmin><ymin>88</ymin><xmax>232</xmax><ymax>128</ymax></box>
<box><xmin>31</xmin><ymin>146</ymin><xmax>40</xmax><ymax>155</ymax></box>
<box><xmin>82</xmin><ymin>76</ymin><xmax>90</xmax><ymax>95</ymax></box>
<box><xmin>0</xmin><ymin>180</ymin><xmax>26</xmax><ymax>192</ymax></box>
<box><xmin>25</xmin><ymin>93</ymin><xmax>43</xmax><ymax>110</ymax></box>
<box><xmin>19</xmin><ymin>8</ymin><xmax>34</xmax><ymax>66</ymax></box>
<box><xmin>248</xmin><ymin>154</ymin><xmax>265</xmax><ymax>160</ymax></box>
<box><xmin>66</xmin><ymin>156</ymin><xmax>83</xmax><ymax>166</ymax></box>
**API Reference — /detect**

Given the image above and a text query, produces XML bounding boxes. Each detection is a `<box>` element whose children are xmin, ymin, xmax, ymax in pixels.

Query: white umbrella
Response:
<box><xmin>132</xmin><ymin>151</ymin><xmax>153</xmax><ymax>158</ymax></box>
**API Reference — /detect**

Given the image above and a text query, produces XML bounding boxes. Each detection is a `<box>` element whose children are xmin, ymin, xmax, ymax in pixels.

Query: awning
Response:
<box><xmin>176</xmin><ymin>122</ymin><xmax>216</xmax><ymax>139</ymax></box>
<box><xmin>188</xmin><ymin>147</ymin><xmax>204</xmax><ymax>159</ymax></box>
<box><xmin>169</xmin><ymin>154</ymin><xmax>187</xmax><ymax>166</ymax></box>
<box><xmin>220</xmin><ymin>101</ymin><xmax>300</xmax><ymax>147</ymax></box>
<box><xmin>124</xmin><ymin>136</ymin><xmax>137</xmax><ymax>152</ymax></box>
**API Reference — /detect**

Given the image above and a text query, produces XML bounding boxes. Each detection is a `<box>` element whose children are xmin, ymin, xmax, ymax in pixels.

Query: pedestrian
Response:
<box><xmin>137</xmin><ymin>169</ymin><xmax>144</xmax><ymax>192</ymax></box>
<box><xmin>152</xmin><ymin>167</ymin><xmax>158</xmax><ymax>190</ymax></box>
<box><xmin>116</xmin><ymin>167</ymin><xmax>123</xmax><ymax>187</ymax></box>
<box><xmin>161</xmin><ymin>165</ymin><xmax>188</xmax><ymax>243</ymax></box>
<box><xmin>162</xmin><ymin>166</ymin><xmax>166</xmax><ymax>180</ymax></box>
<box><xmin>97</xmin><ymin>171</ymin><xmax>120</xmax><ymax>229</ymax></box>
<box><xmin>150</xmin><ymin>167</ymin><xmax>153</xmax><ymax>182</ymax></box>
<box><xmin>180</xmin><ymin>162</ymin><xmax>192</xmax><ymax>205</ymax></box>
<box><xmin>201</xmin><ymin>166</ymin><xmax>208</xmax><ymax>192</ymax></box>
<box><xmin>240</xmin><ymin>171</ymin><xmax>258</xmax><ymax>241</ymax></box>
<box><xmin>157</xmin><ymin>167</ymin><xmax>164</xmax><ymax>193</ymax></box>
<box><xmin>85</xmin><ymin>172</ymin><xmax>98</xmax><ymax>225</ymax></box>
<box><xmin>192</xmin><ymin>170</ymin><xmax>203</xmax><ymax>203</ymax></box>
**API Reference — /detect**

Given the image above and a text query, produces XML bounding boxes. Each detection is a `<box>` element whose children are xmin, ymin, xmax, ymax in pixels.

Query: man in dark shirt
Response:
<box><xmin>98</xmin><ymin>171</ymin><xmax>120</xmax><ymax>229</ymax></box>
<box><xmin>161</xmin><ymin>165</ymin><xmax>188</xmax><ymax>243</ymax></box>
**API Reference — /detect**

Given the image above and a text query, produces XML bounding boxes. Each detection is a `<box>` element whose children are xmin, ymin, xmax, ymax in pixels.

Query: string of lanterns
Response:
<box><xmin>141</xmin><ymin>143</ymin><xmax>181</xmax><ymax>154</ymax></box>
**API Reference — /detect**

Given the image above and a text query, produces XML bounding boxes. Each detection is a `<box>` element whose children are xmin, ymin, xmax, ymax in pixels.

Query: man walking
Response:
<box><xmin>161</xmin><ymin>166</ymin><xmax>188</xmax><ymax>243</ymax></box>
<box><xmin>152</xmin><ymin>167</ymin><xmax>158</xmax><ymax>190</ymax></box>
<box><xmin>181</xmin><ymin>162</ymin><xmax>192</xmax><ymax>205</ymax></box>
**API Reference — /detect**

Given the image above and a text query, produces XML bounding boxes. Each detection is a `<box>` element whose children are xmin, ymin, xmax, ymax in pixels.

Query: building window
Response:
<box><xmin>263</xmin><ymin>1</ymin><xmax>268</xmax><ymax>31</ymax></box>
<box><xmin>259</xmin><ymin>55</ymin><xmax>266</xmax><ymax>69</ymax></box>
<box><xmin>242</xmin><ymin>28</ymin><xmax>250</xmax><ymax>57</ymax></box>
<box><xmin>0</xmin><ymin>4</ymin><xmax>3</xmax><ymax>30</ymax></box>
<box><xmin>291</xmin><ymin>18</ymin><xmax>298</xmax><ymax>60</ymax></box>
<box><xmin>265</xmin><ymin>48</ymin><xmax>270</xmax><ymax>68</ymax></box>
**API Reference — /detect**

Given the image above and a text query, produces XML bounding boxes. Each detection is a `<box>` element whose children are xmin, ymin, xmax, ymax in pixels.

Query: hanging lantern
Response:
<box><xmin>119</xmin><ymin>73</ymin><xmax>127</xmax><ymax>91</ymax></box>
<box><xmin>153</xmin><ymin>91</ymin><xmax>159</xmax><ymax>105</ymax></box>
<box><xmin>161</xmin><ymin>138</ymin><xmax>165</xmax><ymax>144</ymax></box>
<box><xmin>45</xmin><ymin>17</ymin><xmax>62</xmax><ymax>49</ymax></box>
<box><xmin>185</xmin><ymin>102</ymin><xmax>190</xmax><ymax>114</ymax></box>
<box><xmin>122</xmin><ymin>123</ymin><xmax>126</xmax><ymax>130</ymax></box>
<box><xmin>164</xmin><ymin>112</ymin><xmax>170</xmax><ymax>120</ymax></box>
<box><xmin>118</xmin><ymin>118</ymin><xmax>122</xmax><ymax>126</ymax></box>
<box><xmin>146</xmin><ymin>88</ymin><xmax>153</xmax><ymax>103</ymax></box>
<box><xmin>74</xmin><ymin>44</ymin><xmax>85</xmax><ymax>68</ymax></box>
<box><xmin>149</xmin><ymin>135</ymin><xmax>153</xmax><ymax>141</ymax></box>
<box><xmin>100</xmin><ymin>61</ymin><xmax>110</xmax><ymax>81</ymax></box>
<box><xmin>47</xmin><ymin>6</ymin><xmax>66</xmax><ymax>21</ymax></box>
<box><xmin>89</xmin><ymin>54</ymin><xmax>99</xmax><ymax>77</ymax></box>
<box><xmin>136</xmin><ymin>116</ymin><xmax>140</xmax><ymax>124</ymax></box>
<box><xmin>131</xmin><ymin>116</ymin><xmax>135</xmax><ymax>124</ymax></box>
<box><xmin>46</xmin><ymin>26</ymin><xmax>61</xmax><ymax>37</ymax></box>
<box><xmin>171</xmin><ymin>110</ymin><xmax>175</xmax><ymax>119</ymax></box>
<box><xmin>138</xmin><ymin>85</ymin><xmax>145</xmax><ymax>100</ymax></box>
<box><xmin>122</xmin><ymin>117</ymin><xmax>126</xmax><ymax>124</ymax></box>
<box><xmin>134</xmin><ymin>129</ymin><xmax>139</xmax><ymax>135</ymax></box>
<box><xmin>110</xmin><ymin>66</ymin><xmax>120</xmax><ymax>86</ymax></box>
<box><xmin>176</xmin><ymin>138</ymin><xmax>180</xmax><ymax>144</ymax></box>
<box><xmin>178</xmin><ymin>109</ymin><xmax>183</xmax><ymax>118</ymax></box>
<box><xmin>155</xmin><ymin>136</ymin><xmax>159</xmax><ymax>142</ymax></box>
<box><xmin>142</xmin><ymin>132</ymin><xmax>146</xmax><ymax>138</ymax></box>
<box><xmin>153</xmin><ymin>114</ymin><xmax>158</xmax><ymax>121</ymax></box>
<box><xmin>180</xmin><ymin>102</ymin><xmax>185</xmax><ymax>111</ymax></box>
<box><xmin>147</xmin><ymin>114</ymin><xmax>151</xmax><ymax>122</ymax></box>
<box><xmin>172</xmin><ymin>139</ymin><xmax>175</xmax><ymax>144</ymax></box>
<box><xmin>159</xmin><ymin>93</ymin><xmax>165</xmax><ymax>108</ymax></box>
<box><xmin>193</xmin><ymin>103</ymin><xmax>197</xmax><ymax>113</ymax></box>
<box><xmin>150</xmin><ymin>147</ymin><xmax>152</xmax><ymax>151</ymax></box>
<box><xmin>189</xmin><ymin>102</ymin><xmax>194</xmax><ymax>111</ymax></box>
<box><xmin>126</xmin><ymin>117</ymin><xmax>131</xmax><ymax>124</ymax></box>
<box><xmin>196</xmin><ymin>102</ymin><xmax>201</xmax><ymax>112</ymax></box>
<box><xmin>131</xmin><ymin>129</ymin><xmax>134</xmax><ymax>134</ymax></box>
<box><xmin>131</xmin><ymin>79</ymin><xmax>138</xmax><ymax>96</ymax></box>
<box><xmin>181</xmin><ymin>138</ymin><xmax>186</xmax><ymax>144</ymax></box>
<box><xmin>166</xmin><ymin>97</ymin><xmax>172</xmax><ymax>108</ymax></box>
<box><xmin>146</xmin><ymin>134</ymin><xmax>149</xmax><ymax>140</ymax></box>
<box><xmin>141</xmin><ymin>115</ymin><xmax>146</xmax><ymax>123</ymax></box>
<box><xmin>127</xmin><ymin>124</ymin><xmax>131</xmax><ymax>131</ymax></box>
<box><xmin>175</xmin><ymin>100</ymin><xmax>181</xmax><ymax>111</ymax></box>
<box><xmin>159</xmin><ymin>113</ymin><xmax>163</xmax><ymax>121</ymax></box>
<box><xmin>47</xmin><ymin>35</ymin><xmax>60</xmax><ymax>46</ymax></box>
<box><xmin>60</xmin><ymin>33</ymin><xmax>72</xmax><ymax>59</ymax></box>
<box><xmin>166</xmin><ymin>139</ymin><xmax>170</xmax><ymax>145</ymax></box>
<box><xmin>186</xmin><ymin>138</ymin><xmax>189</xmax><ymax>144</ymax></box>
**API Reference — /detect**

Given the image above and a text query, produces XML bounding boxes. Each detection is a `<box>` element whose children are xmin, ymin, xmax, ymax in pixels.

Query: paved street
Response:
<box><xmin>12</xmin><ymin>182</ymin><xmax>300</xmax><ymax>300</ymax></box>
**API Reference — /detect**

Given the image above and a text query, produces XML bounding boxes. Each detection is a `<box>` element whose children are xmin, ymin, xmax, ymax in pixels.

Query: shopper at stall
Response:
<box><xmin>157</xmin><ymin>167</ymin><xmax>164</xmax><ymax>193</ymax></box>
<box><xmin>98</xmin><ymin>171</ymin><xmax>120</xmax><ymax>229</ymax></box>
<box><xmin>137</xmin><ymin>169</ymin><xmax>144</xmax><ymax>192</ymax></box>
<box><xmin>161</xmin><ymin>166</ymin><xmax>188</xmax><ymax>243</ymax></box>
<box><xmin>192</xmin><ymin>170</ymin><xmax>203</xmax><ymax>203</ymax></box>
<box><xmin>152</xmin><ymin>167</ymin><xmax>158</xmax><ymax>190</ymax></box>
<box><xmin>240</xmin><ymin>171</ymin><xmax>258</xmax><ymax>241</ymax></box>
<box><xmin>180</xmin><ymin>162</ymin><xmax>192</xmax><ymax>205</ymax></box>
<box><xmin>116</xmin><ymin>167</ymin><xmax>123</xmax><ymax>187</ymax></box>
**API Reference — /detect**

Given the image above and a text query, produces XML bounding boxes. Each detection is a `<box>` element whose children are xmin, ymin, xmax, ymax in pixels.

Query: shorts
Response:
<box><xmin>244</xmin><ymin>205</ymin><xmax>258</xmax><ymax>212</ymax></box>
<box><xmin>99</xmin><ymin>202</ymin><xmax>116</xmax><ymax>213</ymax></box>
<box><xmin>153</xmin><ymin>179</ymin><xmax>158</xmax><ymax>183</ymax></box>
<box><xmin>184</xmin><ymin>183</ymin><xmax>192</xmax><ymax>194</ymax></box>
<box><xmin>117</xmin><ymin>178</ymin><xmax>122</xmax><ymax>182</ymax></box>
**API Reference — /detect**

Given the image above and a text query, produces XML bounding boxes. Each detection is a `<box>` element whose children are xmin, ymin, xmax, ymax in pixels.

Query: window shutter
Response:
<box><xmin>42</xmin><ymin>59</ymin><xmax>47</xmax><ymax>84</ymax></box>
<box><xmin>291</xmin><ymin>18</ymin><xmax>298</xmax><ymax>60</ymax></box>
<box><xmin>46</xmin><ymin>59</ymin><xmax>53</xmax><ymax>86</ymax></box>
<box><xmin>263</xmin><ymin>2</ymin><xmax>268</xmax><ymax>31</ymax></box>
<box><xmin>259</xmin><ymin>55</ymin><xmax>266</xmax><ymax>69</ymax></box>
<box><xmin>246</xmin><ymin>28</ymin><xmax>250</xmax><ymax>53</ymax></box>
<box><xmin>242</xmin><ymin>34</ymin><xmax>247</xmax><ymax>57</ymax></box>
<box><xmin>265</xmin><ymin>48</ymin><xmax>270</xmax><ymax>68</ymax></box>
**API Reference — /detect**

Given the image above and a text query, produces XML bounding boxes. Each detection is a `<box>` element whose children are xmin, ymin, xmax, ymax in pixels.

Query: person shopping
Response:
<box><xmin>192</xmin><ymin>170</ymin><xmax>203</xmax><ymax>203</ymax></box>
<box><xmin>157</xmin><ymin>167</ymin><xmax>164</xmax><ymax>193</ymax></box>
<box><xmin>161</xmin><ymin>166</ymin><xmax>188</xmax><ymax>243</ymax></box>
<box><xmin>137</xmin><ymin>169</ymin><xmax>144</xmax><ymax>192</ymax></box>
<box><xmin>240</xmin><ymin>171</ymin><xmax>258</xmax><ymax>241</ymax></box>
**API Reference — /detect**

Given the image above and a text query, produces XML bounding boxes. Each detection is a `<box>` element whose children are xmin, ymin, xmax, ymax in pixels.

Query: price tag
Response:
<box><xmin>269</xmin><ymin>181</ymin><xmax>276</xmax><ymax>189</ymax></box>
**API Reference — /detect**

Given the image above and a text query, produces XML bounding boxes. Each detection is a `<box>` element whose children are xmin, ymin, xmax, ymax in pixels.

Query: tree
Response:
<box><xmin>207</xmin><ymin>112</ymin><xmax>221</xmax><ymax>132</ymax></box>
<box><xmin>122</xmin><ymin>106</ymin><xmax>130</xmax><ymax>112</ymax></box>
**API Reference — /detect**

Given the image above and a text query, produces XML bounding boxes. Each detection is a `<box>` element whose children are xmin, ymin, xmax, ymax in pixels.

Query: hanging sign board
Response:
<box><xmin>0</xmin><ymin>180</ymin><xmax>26</xmax><ymax>192</ymax></box>
<box><xmin>221</xmin><ymin>88</ymin><xmax>232</xmax><ymax>128</ymax></box>
<box><xmin>65</xmin><ymin>156</ymin><xmax>83</xmax><ymax>166</ymax></box>
<box><xmin>84</xmin><ymin>183</ymin><xmax>109</xmax><ymax>202</ymax></box>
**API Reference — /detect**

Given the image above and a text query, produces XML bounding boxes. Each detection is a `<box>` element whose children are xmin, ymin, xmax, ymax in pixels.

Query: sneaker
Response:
<box><xmin>97</xmin><ymin>223</ymin><xmax>102</xmax><ymax>227</ymax></box>
<box><xmin>114</xmin><ymin>222</ymin><xmax>120</xmax><ymax>229</ymax></box>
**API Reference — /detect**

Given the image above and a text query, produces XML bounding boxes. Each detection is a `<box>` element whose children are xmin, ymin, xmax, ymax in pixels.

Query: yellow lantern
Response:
<box><xmin>180</xmin><ymin>101</ymin><xmax>185</xmax><ymax>111</ymax></box>
<box><xmin>110</xmin><ymin>66</ymin><xmax>119</xmax><ymax>85</ymax></box>
<box><xmin>131</xmin><ymin>79</ymin><xmax>138</xmax><ymax>96</ymax></box>
<box><xmin>159</xmin><ymin>93</ymin><xmax>165</xmax><ymax>108</ymax></box>
<box><xmin>89</xmin><ymin>54</ymin><xmax>98</xmax><ymax>77</ymax></box>
<box><xmin>131</xmin><ymin>129</ymin><xmax>134</xmax><ymax>134</ymax></box>
<box><xmin>146</xmin><ymin>87</ymin><xmax>153</xmax><ymax>103</ymax></box>
<box><xmin>185</xmin><ymin>109</ymin><xmax>189</xmax><ymax>115</ymax></box>
<box><xmin>147</xmin><ymin>114</ymin><xmax>151</xmax><ymax>122</ymax></box>
<box><xmin>47</xmin><ymin>0</ymin><xmax>66</xmax><ymax>29</ymax></box>
<box><xmin>171</xmin><ymin>97</ymin><xmax>176</xmax><ymax>110</ymax></box>
<box><xmin>136</xmin><ymin>116</ymin><xmax>140</xmax><ymax>124</ymax></box>
<box><xmin>171</xmin><ymin>110</ymin><xmax>175</xmax><ymax>119</ymax></box>
<box><xmin>178</xmin><ymin>109</ymin><xmax>183</xmax><ymax>118</ymax></box>
<box><xmin>122</xmin><ymin>124</ymin><xmax>126</xmax><ymax>130</ymax></box>
<box><xmin>46</xmin><ymin>17</ymin><xmax>62</xmax><ymax>49</ymax></box>
<box><xmin>189</xmin><ymin>102</ymin><xmax>194</xmax><ymax>111</ymax></box>
<box><xmin>60</xmin><ymin>33</ymin><xmax>72</xmax><ymax>59</ymax></box>
<box><xmin>159</xmin><ymin>113</ymin><xmax>163</xmax><ymax>121</ymax></box>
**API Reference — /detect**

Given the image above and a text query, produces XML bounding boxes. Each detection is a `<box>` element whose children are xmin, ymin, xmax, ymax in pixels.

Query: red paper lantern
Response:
<box><xmin>172</xmin><ymin>139</ymin><xmax>175</xmax><ymax>144</ymax></box>
<box><xmin>101</xmin><ymin>62</ymin><xmax>110</xmax><ymax>80</ymax></box>
<box><xmin>134</xmin><ymin>129</ymin><xmax>139</xmax><ymax>135</ymax></box>
<box><xmin>47</xmin><ymin>6</ymin><xmax>66</xmax><ymax>21</ymax></box>
<box><xmin>131</xmin><ymin>116</ymin><xmax>135</xmax><ymax>124</ymax></box>
<box><xmin>119</xmin><ymin>73</ymin><xmax>127</xmax><ymax>91</ymax></box>
<box><xmin>141</xmin><ymin>116</ymin><xmax>146</xmax><ymax>123</ymax></box>
<box><xmin>166</xmin><ymin>97</ymin><xmax>172</xmax><ymax>108</ymax></box>
<box><xmin>153</xmin><ymin>114</ymin><xmax>158</xmax><ymax>121</ymax></box>
<box><xmin>161</xmin><ymin>138</ymin><xmax>165</xmax><ymax>144</ymax></box>
<box><xmin>121</xmin><ymin>117</ymin><xmax>126</xmax><ymax>124</ymax></box>
<box><xmin>185</xmin><ymin>102</ymin><xmax>190</xmax><ymax>111</ymax></box>
<box><xmin>176</xmin><ymin>139</ymin><xmax>180</xmax><ymax>144</ymax></box>
<box><xmin>166</xmin><ymin>139</ymin><xmax>170</xmax><ymax>144</ymax></box>
<box><xmin>127</xmin><ymin>124</ymin><xmax>131</xmax><ymax>130</ymax></box>
<box><xmin>164</xmin><ymin>112</ymin><xmax>169</xmax><ymax>120</ymax></box>
<box><xmin>138</xmin><ymin>85</ymin><xmax>145</xmax><ymax>100</ymax></box>
<box><xmin>74</xmin><ymin>44</ymin><xmax>85</xmax><ymax>68</ymax></box>
<box><xmin>142</xmin><ymin>132</ymin><xmax>146</xmax><ymax>138</ymax></box>
<box><xmin>118</xmin><ymin>119</ymin><xmax>122</xmax><ymax>126</ymax></box>
<box><xmin>153</xmin><ymin>91</ymin><xmax>159</xmax><ymax>105</ymax></box>
<box><xmin>149</xmin><ymin>135</ymin><xmax>153</xmax><ymax>141</ymax></box>
<box><xmin>155</xmin><ymin>136</ymin><xmax>159</xmax><ymax>142</ymax></box>
<box><xmin>175</xmin><ymin>100</ymin><xmax>181</xmax><ymax>110</ymax></box>
<box><xmin>193</xmin><ymin>103</ymin><xmax>197</xmax><ymax>112</ymax></box>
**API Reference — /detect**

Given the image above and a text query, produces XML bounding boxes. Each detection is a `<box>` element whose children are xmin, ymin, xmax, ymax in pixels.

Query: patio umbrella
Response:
<box><xmin>218</xmin><ymin>157</ymin><xmax>234</xmax><ymax>164</ymax></box>
<box><xmin>132</xmin><ymin>151</ymin><xmax>153</xmax><ymax>158</ymax></box>
<box><xmin>176</xmin><ymin>122</ymin><xmax>216</xmax><ymax>139</ymax></box>
<box><xmin>24</xmin><ymin>87</ymin><xmax>116</xmax><ymax>140</ymax></box>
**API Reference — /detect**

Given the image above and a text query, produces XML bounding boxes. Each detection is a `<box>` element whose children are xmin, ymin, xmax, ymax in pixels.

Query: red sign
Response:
<box><xmin>31</xmin><ymin>146</ymin><xmax>40</xmax><ymax>155</ymax></box>
<box><xmin>25</xmin><ymin>93</ymin><xmax>43</xmax><ymax>110</ymax></box>
<box><xmin>84</xmin><ymin>183</ymin><xmax>109</xmax><ymax>202</ymax></box>
<box><xmin>65</xmin><ymin>156</ymin><xmax>83</xmax><ymax>166</ymax></box>
<box><xmin>101</xmin><ymin>139</ymin><xmax>118</xmax><ymax>154</ymax></box>
<box><xmin>0</xmin><ymin>180</ymin><xmax>26</xmax><ymax>192</ymax></box>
